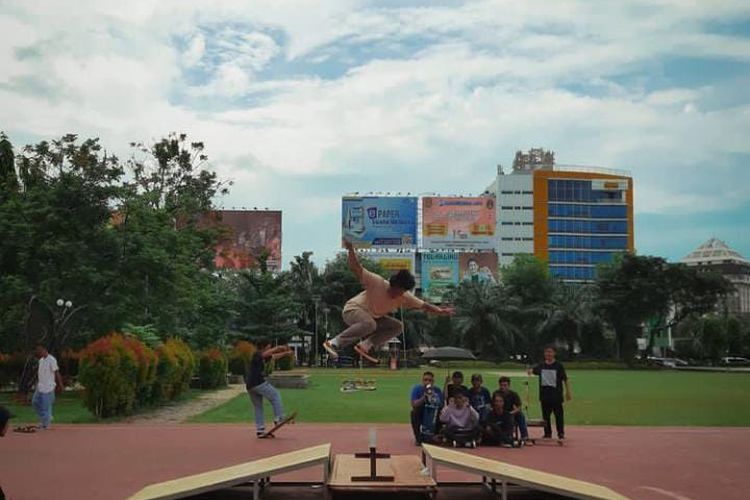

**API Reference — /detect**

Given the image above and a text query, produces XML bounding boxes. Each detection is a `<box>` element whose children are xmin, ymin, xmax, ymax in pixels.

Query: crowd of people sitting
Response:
<box><xmin>410</xmin><ymin>345</ymin><xmax>571</xmax><ymax>448</ymax></box>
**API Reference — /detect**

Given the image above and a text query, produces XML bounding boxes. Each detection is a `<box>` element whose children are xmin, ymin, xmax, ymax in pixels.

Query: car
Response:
<box><xmin>720</xmin><ymin>356</ymin><xmax>750</xmax><ymax>367</ymax></box>
<box><xmin>646</xmin><ymin>356</ymin><xmax>689</xmax><ymax>368</ymax></box>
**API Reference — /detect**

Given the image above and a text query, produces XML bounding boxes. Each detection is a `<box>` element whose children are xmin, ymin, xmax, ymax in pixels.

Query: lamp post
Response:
<box><xmin>312</xmin><ymin>294</ymin><xmax>321</xmax><ymax>367</ymax></box>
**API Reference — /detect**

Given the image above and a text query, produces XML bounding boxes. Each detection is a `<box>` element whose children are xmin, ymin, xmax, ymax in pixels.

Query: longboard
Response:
<box><xmin>259</xmin><ymin>411</ymin><xmax>297</xmax><ymax>438</ymax></box>
<box><xmin>13</xmin><ymin>425</ymin><xmax>37</xmax><ymax>433</ymax></box>
<box><xmin>354</xmin><ymin>345</ymin><xmax>379</xmax><ymax>364</ymax></box>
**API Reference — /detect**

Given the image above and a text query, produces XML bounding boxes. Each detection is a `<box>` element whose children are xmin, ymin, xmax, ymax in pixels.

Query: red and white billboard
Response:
<box><xmin>205</xmin><ymin>210</ymin><xmax>282</xmax><ymax>271</ymax></box>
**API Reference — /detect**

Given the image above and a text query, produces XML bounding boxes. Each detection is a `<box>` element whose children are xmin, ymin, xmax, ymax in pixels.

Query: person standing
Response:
<box><xmin>324</xmin><ymin>240</ymin><xmax>453</xmax><ymax>363</ymax></box>
<box><xmin>246</xmin><ymin>341</ymin><xmax>294</xmax><ymax>438</ymax></box>
<box><xmin>33</xmin><ymin>345</ymin><xmax>63</xmax><ymax>430</ymax></box>
<box><xmin>528</xmin><ymin>345</ymin><xmax>572</xmax><ymax>440</ymax></box>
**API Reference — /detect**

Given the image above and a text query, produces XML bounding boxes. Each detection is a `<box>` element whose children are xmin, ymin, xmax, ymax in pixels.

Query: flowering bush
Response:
<box><xmin>198</xmin><ymin>347</ymin><xmax>228</xmax><ymax>389</ymax></box>
<box><xmin>153</xmin><ymin>338</ymin><xmax>195</xmax><ymax>402</ymax></box>
<box><xmin>228</xmin><ymin>341</ymin><xmax>256</xmax><ymax>376</ymax></box>
<box><xmin>79</xmin><ymin>334</ymin><xmax>143</xmax><ymax>417</ymax></box>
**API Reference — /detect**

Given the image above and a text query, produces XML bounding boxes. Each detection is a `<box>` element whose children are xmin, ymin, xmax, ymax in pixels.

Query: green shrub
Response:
<box><xmin>228</xmin><ymin>341</ymin><xmax>256</xmax><ymax>376</ymax></box>
<box><xmin>0</xmin><ymin>352</ymin><xmax>27</xmax><ymax>390</ymax></box>
<box><xmin>153</xmin><ymin>338</ymin><xmax>195</xmax><ymax>402</ymax></box>
<box><xmin>276</xmin><ymin>353</ymin><xmax>294</xmax><ymax>371</ymax></box>
<box><xmin>79</xmin><ymin>334</ymin><xmax>143</xmax><ymax>418</ymax></box>
<box><xmin>198</xmin><ymin>348</ymin><xmax>228</xmax><ymax>389</ymax></box>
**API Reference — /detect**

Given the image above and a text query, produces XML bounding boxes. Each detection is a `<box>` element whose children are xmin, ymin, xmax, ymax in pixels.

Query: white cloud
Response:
<box><xmin>1</xmin><ymin>0</ymin><xmax>750</xmax><ymax>262</ymax></box>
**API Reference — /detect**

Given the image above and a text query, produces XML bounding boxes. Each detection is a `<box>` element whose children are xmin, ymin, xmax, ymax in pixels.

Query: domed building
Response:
<box><xmin>681</xmin><ymin>238</ymin><xmax>750</xmax><ymax>316</ymax></box>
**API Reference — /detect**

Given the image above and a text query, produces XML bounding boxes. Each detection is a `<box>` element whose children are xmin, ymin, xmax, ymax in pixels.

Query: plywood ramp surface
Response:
<box><xmin>422</xmin><ymin>444</ymin><xmax>628</xmax><ymax>500</ymax></box>
<box><xmin>328</xmin><ymin>454</ymin><xmax>437</xmax><ymax>491</ymax></box>
<box><xmin>129</xmin><ymin>443</ymin><xmax>331</xmax><ymax>500</ymax></box>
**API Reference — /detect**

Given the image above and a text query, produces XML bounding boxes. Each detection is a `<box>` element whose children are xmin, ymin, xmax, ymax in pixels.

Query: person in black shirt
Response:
<box><xmin>443</xmin><ymin>371</ymin><xmax>469</xmax><ymax>405</ymax></box>
<box><xmin>482</xmin><ymin>393</ymin><xmax>514</xmax><ymax>447</ymax></box>
<box><xmin>468</xmin><ymin>374</ymin><xmax>491</xmax><ymax>422</ymax></box>
<box><xmin>246</xmin><ymin>340</ymin><xmax>295</xmax><ymax>437</ymax></box>
<box><xmin>496</xmin><ymin>376</ymin><xmax>530</xmax><ymax>443</ymax></box>
<box><xmin>528</xmin><ymin>345</ymin><xmax>572</xmax><ymax>440</ymax></box>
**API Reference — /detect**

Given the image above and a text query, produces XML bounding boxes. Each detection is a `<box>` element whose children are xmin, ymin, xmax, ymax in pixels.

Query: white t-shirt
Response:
<box><xmin>37</xmin><ymin>354</ymin><xmax>59</xmax><ymax>394</ymax></box>
<box><xmin>343</xmin><ymin>269</ymin><xmax>424</xmax><ymax>318</ymax></box>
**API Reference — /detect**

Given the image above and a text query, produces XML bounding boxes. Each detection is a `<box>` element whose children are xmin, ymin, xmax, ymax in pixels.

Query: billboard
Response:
<box><xmin>422</xmin><ymin>197</ymin><xmax>496</xmax><ymax>250</ymax></box>
<box><xmin>342</xmin><ymin>196</ymin><xmax>417</xmax><ymax>248</ymax></box>
<box><xmin>365</xmin><ymin>252</ymin><xmax>416</xmax><ymax>275</ymax></box>
<box><xmin>420</xmin><ymin>252</ymin><xmax>459</xmax><ymax>303</ymax></box>
<box><xmin>205</xmin><ymin>210</ymin><xmax>282</xmax><ymax>271</ymax></box>
<box><xmin>459</xmin><ymin>252</ymin><xmax>498</xmax><ymax>284</ymax></box>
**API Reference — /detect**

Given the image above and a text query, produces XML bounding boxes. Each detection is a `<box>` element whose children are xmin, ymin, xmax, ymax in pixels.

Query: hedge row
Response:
<box><xmin>78</xmin><ymin>334</ymin><xmax>195</xmax><ymax>418</ymax></box>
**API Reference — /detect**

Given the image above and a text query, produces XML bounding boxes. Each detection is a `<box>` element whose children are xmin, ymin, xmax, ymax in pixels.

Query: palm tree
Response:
<box><xmin>538</xmin><ymin>284</ymin><xmax>597</xmax><ymax>353</ymax></box>
<box><xmin>453</xmin><ymin>282</ymin><xmax>522</xmax><ymax>358</ymax></box>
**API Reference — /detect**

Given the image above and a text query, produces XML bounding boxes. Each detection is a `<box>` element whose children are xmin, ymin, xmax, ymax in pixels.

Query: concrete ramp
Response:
<box><xmin>422</xmin><ymin>444</ymin><xmax>628</xmax><ymax>500</ymax></box>
<box><xmin>128</xmin><ymin>443</ymin><xmax>331</xmax><ymax>500</ymax></box>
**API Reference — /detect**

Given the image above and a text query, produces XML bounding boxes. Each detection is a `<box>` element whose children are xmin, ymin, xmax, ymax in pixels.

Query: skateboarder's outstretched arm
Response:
<box><xmin>344</xmin><ymin>239</ymin><xmax>364</xmax><ymax>282</ymax></box>
<box><xmin>262</xmin><ymin>345</ymin><xmax>293</xmax><ymax>361</ymax></box>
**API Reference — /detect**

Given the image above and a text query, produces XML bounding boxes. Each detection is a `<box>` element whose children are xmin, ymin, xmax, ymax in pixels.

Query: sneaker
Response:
<box><xmin>323</xmin><ymin>340</ymin><xmax>339</xmax><ymax>359</ymax></box>
<box><xmin>501</xmin><ymin>443</ymin><xmax>513</xmax><ymax>448</ymax></box>
<box><xmin>256</xmin><ymin>430</ymin><xmax>267</xmax><ymax>438</ymax></box>
<box><xmin>543</xmin><ymin>434</ymin><xmax>552</xmax><ymax>439</ymax></box>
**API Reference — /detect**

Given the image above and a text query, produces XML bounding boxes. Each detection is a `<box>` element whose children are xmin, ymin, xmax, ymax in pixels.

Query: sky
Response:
<box><xmin>1</xmin><ymin>0</ymin><xmax>749</xmax><ymax>268</ymax></box>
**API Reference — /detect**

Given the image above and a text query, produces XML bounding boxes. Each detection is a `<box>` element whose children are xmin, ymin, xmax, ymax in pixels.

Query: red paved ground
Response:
<box><xmin>1</xmin><ymin>424</ymin><xmax>748</xmax><ymax>500</ymax></box>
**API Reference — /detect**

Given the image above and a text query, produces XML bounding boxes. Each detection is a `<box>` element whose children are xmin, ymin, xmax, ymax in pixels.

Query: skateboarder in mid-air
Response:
<box><xmin>246</xmin><ymin>340</ymin><xmax>295</xmax><ymax>438</ymax></box>
<box><xmin>324</xmin><ymin>240</ymin><xmax>454</xmax><ymax>363</ymax></box>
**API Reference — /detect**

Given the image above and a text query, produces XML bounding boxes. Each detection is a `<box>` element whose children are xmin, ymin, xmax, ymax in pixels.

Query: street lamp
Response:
<box><xmin>312</xmin><ymin>295</ymin><xmax>321</xmax><ymax>367</ymax></box>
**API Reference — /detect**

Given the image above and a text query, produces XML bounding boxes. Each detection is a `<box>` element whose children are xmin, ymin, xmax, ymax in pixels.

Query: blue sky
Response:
<box><xmin>1</xmin><ymin>0</ymin><xmax>749</xmax><ymax>267</ymax></box>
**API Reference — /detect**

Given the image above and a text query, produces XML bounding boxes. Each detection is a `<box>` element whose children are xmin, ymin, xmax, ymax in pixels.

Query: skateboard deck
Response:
<box><xmin>13</xmin><ymin>425</ymin><xmax>37</xmax><ymax>433</ymax></box>
<box><xmin>528</xmin><ymin>437</ymin><xmax>564</xmax><ymax>446</ymax></box>
<box><xmin>259</xmin><ymin>411</ymin><xmax>297</xmax><ymax>438</ymax></box>
<box><xmin>354</xmin><ymin>344</ymin><xmax>379</xmax><ymax>364</ymax></box>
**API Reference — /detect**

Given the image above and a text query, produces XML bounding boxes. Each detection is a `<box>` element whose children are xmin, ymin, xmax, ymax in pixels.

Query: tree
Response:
<box><xmin>538</xmin><ymin>284</ymin><xmax>598</xmax><ymax>353</ymax></box>
<box><xmin>0</xmin><ymin>132</ymin><xmax>18</xmax><ymax>198</ymax></box>
<box><xmin>452</xmin><ymin>282</ymin><xmax>522</xmax><ymax>359</ymax></box>
<box><xmin>287</xmin><ymin>252</ymin><xmax>322</xmax><ymax>360</ymax></box>
<box><xmin>233</xmin><ymin>270</ymin><xmax>302</xmax><ymax>343</ymax></box>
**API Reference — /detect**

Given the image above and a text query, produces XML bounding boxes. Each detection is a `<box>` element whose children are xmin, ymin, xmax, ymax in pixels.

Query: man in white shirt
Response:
<box><xmin>324</xmin><ymin>240</ymin><xmax>454</xmax><ymax>363</ymax></box>
<box><xmin>33</xmin><ymin>345</ymin><xmax>63</xmax><ymax>430</ymax></box>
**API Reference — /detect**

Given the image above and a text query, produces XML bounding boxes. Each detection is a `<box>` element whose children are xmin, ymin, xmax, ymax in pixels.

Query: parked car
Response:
<box><xmin>720</xmin><ymin>356</ymin><xmax>750</xmax><ymax>367</ymax></box>
<box><xmin>646</xmin><ymin>356</ymin><xmax>689</xmax><ymax>368</ymax></box>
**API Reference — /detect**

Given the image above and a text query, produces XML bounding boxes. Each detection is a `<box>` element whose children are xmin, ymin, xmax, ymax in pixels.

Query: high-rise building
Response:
<box><xmin>486</xmin><ymin>149</ymin><xmax>634</xmax><ymax>282</ymax></box>
<box><xmin>681</xmin><ymin>238</ymin><xmax>750</xmax><ymax>316</ymax></box>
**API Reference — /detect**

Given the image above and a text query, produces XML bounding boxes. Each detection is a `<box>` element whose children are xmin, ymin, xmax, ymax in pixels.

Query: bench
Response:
<box><xmin>421</xmin><ymin>444</ymin><xmax>628</xmax><ymax>500</ymax></box>
<box><xmin>128</xmin><ymin>443</ymin><xmax>331</xmax><ymax>500</ymax></box>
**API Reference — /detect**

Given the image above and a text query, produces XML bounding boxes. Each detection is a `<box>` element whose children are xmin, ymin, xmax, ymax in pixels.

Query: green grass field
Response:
<box><xmin>190</xmin><ymin>368</ymin><xmax>750</xmax><ymax>426</ymax></box>
<box><xmin>0</xmin><ymin>389</ymin><xmax>206</xmax><ymax>424</ymax></box>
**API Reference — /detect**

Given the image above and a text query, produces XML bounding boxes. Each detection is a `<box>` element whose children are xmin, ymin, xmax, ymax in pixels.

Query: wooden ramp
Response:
<box><xmin>128</xmin><ymin>443</ymin><xmax>331</xmax><ymax>500</ymax></box>
<box><xmin>422</xmin><ymin>444</ymin><xmax>628</xmax><ymax>500</ymax></box>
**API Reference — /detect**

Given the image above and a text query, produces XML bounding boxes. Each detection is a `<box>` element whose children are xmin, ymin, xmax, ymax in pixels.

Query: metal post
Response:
<box><xmin>253</xmin><ymin>480</ymin><xmax>260</xmax><ymax>500</ymax></box>
<box><xmin>501</xmin><ymin>480</ymin><xmax>507</xmax><ymax>500</ymax></box>
<box><xmin>400</xmin><ymin>305</ymin><xmax>407</xmax><ymax>368</ymax></box>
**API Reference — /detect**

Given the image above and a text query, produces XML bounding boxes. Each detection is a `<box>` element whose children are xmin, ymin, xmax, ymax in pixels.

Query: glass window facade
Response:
<box><xmin>550</xmin><ymin>266</ymin><xmax>596</xmax><ymax>281</ymax></box>
<box><xmin>545</xmin><ymin>178</ymin><xmax>630</xmax><ymax>282</ymax></box>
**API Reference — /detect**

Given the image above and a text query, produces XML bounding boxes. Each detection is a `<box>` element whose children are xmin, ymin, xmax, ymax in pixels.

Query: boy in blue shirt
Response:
<box><xmin>410</xmin><ymin>371</ymin><xmax>444</xmax><ymax>444</ymax></box>
<box><xmin>468</xmin><ymin>373</ymin><xmax>491</xmax><ymax>422</ymax></box>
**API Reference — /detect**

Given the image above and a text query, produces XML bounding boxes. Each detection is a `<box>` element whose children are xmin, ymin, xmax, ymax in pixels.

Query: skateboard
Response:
<box><xmin>259</xmin><ymin>411</ymin><xmax>297</xmax><ymax>438</ymax></box>
<box><xmin>354</xmin><ymin>344</ymin><xmax>379</xmax><ymax>364</ymax></box>
<box><xmin>528</xmin><ymin>437</ymin><xmax>564</xmax><ymax>446</ymax></box>
<box><xmin>13</xmin><ymin>425</ymin><xmax>37</xmax><ymax>433</ymax></box>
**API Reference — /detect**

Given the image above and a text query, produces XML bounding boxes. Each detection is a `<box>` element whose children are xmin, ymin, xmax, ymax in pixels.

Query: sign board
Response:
<box><xmin>365</xmin><ymin>252</ymin><xmax>416</xmax><ymax>275</ymax></box>
<box><xmin>205</xmin><ymin>210</ymin><xmax>282</xmax><ymax>271</ymax></box>
<box><xmin>421</xmin><ymin>252</ymin><xmax>459</xmax><ymax>303</ymax></box>
<box><xmin>342</xmin><ymin>196</ymin><xmax>418</xmax><ymax>249</ymax></box>
<box><xmin>422</xmin><ymin>197</ymin><xmax>496</xmax><ymax>250</ymax></box>
<box><xmin>459</xmin><ymin>252</ymin><xmax>498</xmax><ymax>284</ymax></box>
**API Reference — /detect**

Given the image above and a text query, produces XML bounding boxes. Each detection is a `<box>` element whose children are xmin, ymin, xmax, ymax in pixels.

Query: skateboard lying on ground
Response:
<box><xmin>340</xmin><ymin>379</ymin><xmax>377</xmax><ymax>393</ymax></box>
<box><xmin>528</xmin><ymin>437</ymin><xmax>564</xmax><ymax>446</ymax></box>
<box><xmin>13</xmin><ymin>425</ymin><xmax>37</xmax><ymax>433</ymax></box>
<box><xmin>259</xmin><ymin>411</ymin><xmax>297</xmax><ymax>438</ymax></box>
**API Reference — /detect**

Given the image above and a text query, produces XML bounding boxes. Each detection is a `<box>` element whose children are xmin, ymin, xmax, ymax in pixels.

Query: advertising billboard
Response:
<box><xmin>420</xmin><ymin>252</ymin><xmax>459</xmax><ymax>303</ymax></box>
<box><xmin>342</xmin><ymin>196</ymin><xmax>417</xmax><ymax>248</ymax></box>
<box><xmin>459</xmin><ymin>252</ymin><xmax>498</xmax><ymax>284</ymax></box>
<box><xmin>205</xmin><ymin>210</ymin><xmax>282</xmax><ymax>271</ymax></box>
<box><xmin>422</xmin><ymin>197</ymin><xmax>496</xmax><ymax>250</ymax></box>
<box><xmin>365</xmin><ymin>252</ymin><xmax>416</xmax><ymax>275</ymax></box>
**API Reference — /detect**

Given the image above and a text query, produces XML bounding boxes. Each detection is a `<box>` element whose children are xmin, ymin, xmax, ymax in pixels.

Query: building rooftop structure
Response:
<box><xmin>681</xmin><ymin>238</ymin><xmax>749</xmax><ymax>267</ymax></box>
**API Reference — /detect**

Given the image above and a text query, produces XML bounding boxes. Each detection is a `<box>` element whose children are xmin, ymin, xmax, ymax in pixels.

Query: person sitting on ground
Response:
<box><xmin>439</xmin><ymin>393</ymin><xmax>481</xmax><ymax>446</ymax></box>
<box><xmin>443</xmin><ymin>371</ymin><xmax>470</xmax><ymax>405</ymax></box>
<box><xmin>468</xmin><ymin>373</ymin><xmax>492</xmax><ymax>422</ymax></box>
<box><xmin>410</xmin><ymin>371</ymin><xmax>444</xmax><ymax>445</ymax></box>
<box><xmin>246</xmin><ymin>340</ymin><xmax>295</xmax><ymax>438</ymax></box>
<box><xmin>483</xmin><ymin>393</ymin><xmax>515</xmax><ymax>447</ymax></box>
<box><xmin>528</xmin><ymin>345</ymin><xmax>572</xmax><ymax>441</ymax></box>
<box><xmin>495</xmin><ymin>376</ymin><xmax>530</xmax><ymax>444</ymax></box>
<box><xmin>323</xmin><ymin>240</ymin><xmax>453</xmax><ymax>364</ymax></box>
